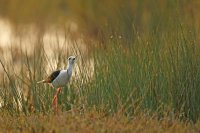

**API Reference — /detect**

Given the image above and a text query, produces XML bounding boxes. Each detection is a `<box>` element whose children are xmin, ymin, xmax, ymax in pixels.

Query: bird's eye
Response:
<box><xmin>73</xmin><ymin>58</ymin><xmax>75</xmax><ymax>60</ymax></box>
<box><xmin>68</xmin><ymin>58</ymin><xmax>71</xmax><ymax>60</ymax></box>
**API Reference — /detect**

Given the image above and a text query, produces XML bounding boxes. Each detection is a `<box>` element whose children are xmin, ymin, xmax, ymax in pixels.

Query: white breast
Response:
<box><xmin>52</xmin><ymin>70</ymin><xmax>72</xmax><ymax>88</ymax></box>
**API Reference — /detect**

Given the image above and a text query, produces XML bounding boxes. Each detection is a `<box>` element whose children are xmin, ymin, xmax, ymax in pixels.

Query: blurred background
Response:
<box><xmin>1</xmin><ymin>0</ymin><xmax>200</xmax><ymax>76</ymax></box>
<box><xmin>0</xmin><ymin>0</ymin><xmax>200</xmax><ymax>46</ymax></box>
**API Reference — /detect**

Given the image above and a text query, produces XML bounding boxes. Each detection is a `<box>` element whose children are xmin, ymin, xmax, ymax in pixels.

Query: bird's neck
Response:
<box><xmin>66</xmin><ymin>63</ymin><xmax>73</xmax><ymax>70</ymax></box>
<box><xmin>66</xmin><ymin>63</ymin><xmax>73</xmax><ymax>76</ymax></box>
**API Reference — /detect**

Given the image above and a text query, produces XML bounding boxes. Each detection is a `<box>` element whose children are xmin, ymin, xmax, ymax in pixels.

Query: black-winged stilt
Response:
<box><xmin>37</xmin><ymin>55</ymin><xmax>76</xmax><ymax>113</ymax></box>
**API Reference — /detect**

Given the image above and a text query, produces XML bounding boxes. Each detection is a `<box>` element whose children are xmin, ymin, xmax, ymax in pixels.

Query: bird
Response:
<box><xmin>37</xmin><ymin>55</ymin><xmax>77</xmax><ymax>113</ymax></box>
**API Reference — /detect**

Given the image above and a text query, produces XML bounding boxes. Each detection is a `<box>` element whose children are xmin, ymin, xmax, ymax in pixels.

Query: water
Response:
<box><xmin>0</xmin><ymin>18</ymin><xmax>94</xmax><ymax>81</ymax></box>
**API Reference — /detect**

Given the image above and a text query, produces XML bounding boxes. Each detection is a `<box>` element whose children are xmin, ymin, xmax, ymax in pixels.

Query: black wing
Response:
<box><xmin>46</xmin><ymin>70</ymin><xmax>61</xmax><ymax>83</ymax></box>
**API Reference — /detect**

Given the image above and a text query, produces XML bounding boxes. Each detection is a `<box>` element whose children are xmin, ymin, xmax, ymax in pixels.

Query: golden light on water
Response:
<box><xmin>0</xmin><ymin>19</ymin><xmax>12</xmax><ymax>46</ymax></box>
<box><xmin>0</xmin><ymin>18</ymin><xmax>93</xmax><ymax>84</ymax></box>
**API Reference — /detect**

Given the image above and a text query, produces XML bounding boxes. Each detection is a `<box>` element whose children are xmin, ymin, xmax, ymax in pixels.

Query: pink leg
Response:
<box><xmin>52</xmin><ymin>88</ymin><xmax>61</xmax><ymax>114</ymax></box>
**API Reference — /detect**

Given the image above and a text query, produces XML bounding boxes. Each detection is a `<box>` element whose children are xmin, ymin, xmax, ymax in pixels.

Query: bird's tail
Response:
<box><xmin>37</xmin><ymin>80</ymin><xmax>46</xmax><ymax>84</ymax></box>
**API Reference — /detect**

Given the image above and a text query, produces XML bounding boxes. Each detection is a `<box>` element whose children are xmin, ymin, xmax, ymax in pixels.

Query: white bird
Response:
<box><xmin>37</xmin><ymin>55</ymin><xmax>77</xmax><ymax>113</ymax></box>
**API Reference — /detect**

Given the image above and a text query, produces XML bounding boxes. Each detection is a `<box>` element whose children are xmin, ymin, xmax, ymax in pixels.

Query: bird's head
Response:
<box><xmin>67</xmin><ymin>55</ymin><xmax>77</xmax><ymax>65</ymax></box>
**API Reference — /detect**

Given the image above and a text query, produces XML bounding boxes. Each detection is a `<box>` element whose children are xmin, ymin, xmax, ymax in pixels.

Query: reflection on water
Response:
<box><xmin>0</xmin><ymin>19</ymin><xmax>12</xmax><ymax>46</ymax></box>
<box><xmin>0</xmin><ymin>18</ymin><xmax>94</xmax><ymax>81</ymax></box>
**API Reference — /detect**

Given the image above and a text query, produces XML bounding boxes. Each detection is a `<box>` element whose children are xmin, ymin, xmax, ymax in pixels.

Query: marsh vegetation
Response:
<box><xmin>0</xmin><ymin>0</ymin><xmax>200</xmax><ymax>132</ymax></box>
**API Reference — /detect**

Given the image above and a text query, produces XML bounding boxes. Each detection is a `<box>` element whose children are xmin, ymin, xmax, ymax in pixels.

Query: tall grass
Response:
<box><xmin>0</xmin><ymin>21</ymin><xmax>200</xmax><ymax>123</ymax></box>
<box><xmin>88</xmin><ymin>24</ymin><xmax>200</xmax><ymax>122</ymax></box>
